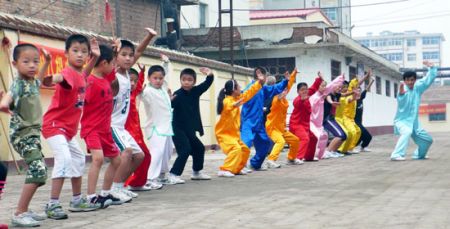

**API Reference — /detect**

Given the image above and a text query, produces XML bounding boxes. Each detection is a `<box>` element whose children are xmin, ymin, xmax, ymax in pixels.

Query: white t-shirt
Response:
<box><xmin>111</xmin><ymin>71</ymin><xmax>131</xmax><ymax>128</ymax></box>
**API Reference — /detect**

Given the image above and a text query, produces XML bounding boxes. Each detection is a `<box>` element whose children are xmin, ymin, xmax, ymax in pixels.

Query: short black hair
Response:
<box><xmin>148</xmin><ymin>65</ymin><xmax>165</xmax><ymax>77</ymax></box>
<box><xmin>343</xmin><ymin>80</ymin><xmax>349</xmax><ymax>86</ymax></box>
<box><xmin>129</xmin><ymin>68</ymin><xmax>139</xmax><ymax>76</ymax></box>
<box><xmin>180</xmin><ymin>68</ymin><xmax>196</xmax><ymax>81</ymax></box>
<box><xmin>403</xmin><ymin>71</ymin><xmax>417</xmax><ymax>80</ymax></box>
<box><xmin>95</xmin><ymin>44</ymin><xmax>114</xmax><ymax>67</ymax></box>
<box><xmin>65</xmin><ymin>34</ymin><xmax>90</xmax><ymax>52</ymax></box>
<box><xmin>253</xmin><ymin>67</ymin><xmax>267</xmax><ymax>79</ymax></box>
<box><xmin>297</xmin><ymin>82</ymin><xmax>308</xmax><ymax>91</ymax></box>
<box><xmin>13</xmin><ymin>43</ymin><xmax>39</xmax><ymax>61</ymax></box>
<box><xmin>119</xmin><ymin>39</ymin><xmax>135</xmax><ymax>53</ymax></box>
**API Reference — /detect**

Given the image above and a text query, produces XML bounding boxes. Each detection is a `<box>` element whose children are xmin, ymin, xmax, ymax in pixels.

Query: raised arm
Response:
<box><xmin>82</xmin><ymin>38</ymin><xmax>100</xmax><ymax>77</ymax></box>
<box><xmin>240</xmin><ymin>77</ymin><xmax>264</xmax><ymax>104</ymax></box>
<box><xmin>416</xmin><ymin>61</ymin><xmax>438</xmax><ymax>94</ymax></box>
<box><xmin>194</xmin><ymin>67</ymin><xmax>214</xmax><ymax>95</ymax></box>
<box><xmin>366</xmin><ymin>77</ymin><xmax>375</xmax><ymax>92</ymax></box>
<box><xmin>38</xmin><ymin>48</ymin><xmax>52</xmax><ymax>85</ymax></box>
<box><xmin>357</xmin><ymin>69</ymin><xmax>372</xmax><ymax>87</ymax></box>
<box><xmin>161</xmin><ymin>54</ymin><xmax>172</xmax><ymax>86</ymax></box>
<box><xmin>308</xmin><ymin>74</ymin><xmax>323</xmax><ymax>96</ymax></box>
<box><xmin>135</xmin><ymin>63</ymin><xmax>146</xmax><ymax>94</ymax></box>
<box><xmin>324</xmin><ymin>74</ymin><xmax>344</xmax><ymax>96</ymax></box>
<box><xmin>286</xmin><ymin>68</ymin><xmax>298</xmax><ymax>92</ymax></box>
<box><xmin>132</xmin><ymin>28</ymin><xmax>157</xmax><ymax>66</ymax></box>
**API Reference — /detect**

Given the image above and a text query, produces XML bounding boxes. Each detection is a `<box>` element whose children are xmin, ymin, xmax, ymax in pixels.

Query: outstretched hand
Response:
<box><xmin>41</xmin><ymin>48</ymin><xmax>51</xmax><ymax>63</ymax></box>
<box><xmin>199</xmin><ymin>67</ymin><xmax>213</xmax><ymax>76</ymax></box>
<box><xmin>318</xmin><ymin>71</ymin><xmax>323</xmax><ymax>80</ymax></box>
<box><xmin>399</xmin><ymin>81</ymin><xmax>406</xmax><ymax>95</ymax></box>
<box><xmin>90</xmin><ymin>38</ymin><xmax>100</xmax><ymax>57</ymax></box>
<box><xmin>146</xmin><ymin>28</ymin><xmax>158</xmax><ymax>37</ymax></box>
<box><xmin>111</xmin><ymin>38</ymin><xmax>121</xmax><ymax>53</ymax></box>
<box><xmin>423</xmin><ymin>61</ymin><xmax>434</xmax><ymax>68</ymax></box>
<box><xmin>160</xmin><ymin>54</ymin><xmax>169</xmax><ymax>63</ymax></box>
<box><xmin>137</xmin><ymin>63</ymin><xmax>145</xmax><ymax>71</ymax></box>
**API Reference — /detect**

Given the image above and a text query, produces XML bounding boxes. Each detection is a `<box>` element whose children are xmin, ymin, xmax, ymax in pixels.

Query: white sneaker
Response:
<box><xmin>266</xmin><ymin>160</ymin><xmax>281</xmax><ymax>169</ymax></box>
<box><xmin>168</xmin><ymin>174</ymin><xmax>185</xmax><ymax>184</ymax></box>
<box><xmin>258</xmin><ymin>162</ymin><xmax>269</xmax><ymax>171</ymax></box>
<box><xmin>145</xmin><ymin>180</ymin><xmax>163</xmax><ymax>190</ymax></box>
<box><xmin>322</xmin><ymin>151</ymin><xmax>332</xmax><ymax>159</ymax></box>
<box><xmin>313</xmin><ymin>157</ymin><xmax>319</xmax><ymax>161</ymax></box>
<box><xmin>128</xmin><ymin>185</ymin><xmax>152</xmax><ymax>191</ymax></box>
<box><xmin>191</xmin><ymin>171</ymin><xmax>211</xmax><ymax>180</ymax></box>
<box><xmin>391</xmin><ymin>156</ymin><xmax>406</xmax><ymax>161</ymax></box>
<box><xmin>331</xmin><ymin>152</ymin><xmax>344</xmax><ymax>158</ymax></box>
<box><xmin>361</xmin><ymin>147</ymin><xmax>372</xmax><ymax>152</ymax></box>
<box><xmin>12</xmin><ymin>212</ymin><xmax>41</xmax><ymax>227</ymax></box>
<box><xmin>25</xmin><ymin>210</ymin><xmax>47</xmax><ymax>221</ymax></box>
<box><xmin>110</xmin><ymin>188</ymin><xmax>132</xmax><ymax>203</ymax></box>
<box><xmin>217</xmin><ymin>170</ymin><xmax>235</xmax><ymax>178</ymax></box>
<box><xmin>287</xmin><ymin>158</ymin><xmax>304</xmax><ymax>165</ymax></box>
<box><xmin>241</xmin><ymin>167</ymin><xmax>253</xmax><ymax>174</ymax></box>
<box><xmin>237</xmin><ymin>170</ymin><xmax>248</xmax><ymax>175</ymax></box>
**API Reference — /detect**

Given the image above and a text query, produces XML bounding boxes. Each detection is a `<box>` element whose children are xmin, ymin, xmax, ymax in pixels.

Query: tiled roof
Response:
<box><xmin>250</xmin><ymin>9</ymin><xmax>321</xmax><ymax>20</ymax></box>
<box><xmin>0</xmin><ymin>12</ymin><xmax>252</xmax><ymax>75</ymax></box>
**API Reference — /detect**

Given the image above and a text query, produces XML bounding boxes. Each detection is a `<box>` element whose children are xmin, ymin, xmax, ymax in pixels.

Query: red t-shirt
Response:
<box><xmin>42</xmin><ymin>67</ymin><xmax>87</xmax><ymax>140</ymax></box>
<box><xmin>125</xmin><ymin>69</ymin><xmax>145</xmax><ymax>144</ymax></box>
<box><xmin>80</xmin><ymin>72</ymin><xmax>115</xmax><ymax>138</ymax></box>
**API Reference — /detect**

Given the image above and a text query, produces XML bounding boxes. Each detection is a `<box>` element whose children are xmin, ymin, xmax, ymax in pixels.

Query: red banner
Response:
<box><xmin>419</xmin><ymin>104</ymin><xmax>446</xmax><ymax>115</ymax></box>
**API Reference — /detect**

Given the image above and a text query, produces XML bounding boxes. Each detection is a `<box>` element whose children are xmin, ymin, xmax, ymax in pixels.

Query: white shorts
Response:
<box><xmin>47</xmin><ymin>135</ymin><xmax>85</xmax><ymax>179</ymax></box>
<box><xmin>111</xmin><ymin>127</ymin><xmax>142</xmax><ymax>154</ymax></box>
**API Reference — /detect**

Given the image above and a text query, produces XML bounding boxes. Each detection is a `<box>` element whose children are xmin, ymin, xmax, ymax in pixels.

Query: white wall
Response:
<box><xmin>180</xmin><ymin>0</ymin><xmax>250</xmax><ymax>29</ymax></box>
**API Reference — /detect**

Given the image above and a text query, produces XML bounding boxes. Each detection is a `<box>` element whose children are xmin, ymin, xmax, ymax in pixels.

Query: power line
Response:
<box><xmin>353</xmin><ymin>9</ymin><xmax>450</xmax><ymax>23</ymax></box>
<box><xmin>354</xmin><ymin>0</ymin><xmax>429</xmax><ymax>23</ymax></box>
<box><xmin>353</xmin><ymin>12</ymin><xmax>450</xmax><ymax>27</ymax></box>
<box><xmin>189</xmin><ymin>19</ymin><xmax>220</xmax><ymax>52</ymax></box>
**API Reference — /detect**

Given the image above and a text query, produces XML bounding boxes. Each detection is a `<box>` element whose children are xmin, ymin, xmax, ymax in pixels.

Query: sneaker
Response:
<box><xmin>128</xmin><ymin>185</ymin><xmax>152</xmax><ymax>191</ymax></box>
<box><xmin>286</xmin><ymin>158</ymin><xmax>304</xmax><ymax>165</ymax></box>
<box><xmin>158</xmin><ymin>177</ymin><xmax>177</xmax><ymax>185</ymax></box>
<box><xmin>241</xmin><ymin>167</ymin><xmax>253</xmax><ymax>174</ymax></box>
<box><xmin>237</xmin><ymin>170</ymin><xmax>248</xmax><ymax>175</ymax></box>
<box><xmin>25</xmin><ymin>210</ymin><xmax>47</xmax><ymax>221</ymax></box>
<box><xmin>266</xmin><ymin>160</ymin><xmax>281</xmax><ymax>169</ymax></box>
<box><xmin>144</xmin><ymin>180</ymin><xmax>163</xmax><ymax>190</ymax></box>
<box><xmin>168</xmin><ymin>174</ymin><xmax>185</xmax><ymax>184</ymax></box>
<box><xmin>69</xmin><ymin>197</ymin><xmax>100</xmax><ymax>212</ymax></box>
<box><xmin>247</xmin><ymin>162</ymin><xmax>268</xmax><ymax>171</ymax></box>
<box><xmin>391</xmin><ymin>156</ymin><xmax>406</xmax><ymax>161</ymax></box>
<box><xmin>121</xmin><ymin>188</ymin><xmax>138</xmax><ymax>198</ymax></box>
<box><xmin>110</xmin><ymin>188</ymin><xmax>132</xmax><ymax>203</ymax></box>
<box><xmin>352</xmin><ymin>147</ymin><xmax>362</xmax><ymax>153</ymax></box>
<box><xmin>322</xmin><ymin>151</ymin><xmax>332</xmax><ymax>159</ymax></box>
<box><xmin>104</xmin><ymin>194</ymin><xmax>124</xmax><ymax>205</ymax></box>
<box><xmin>217</xmin><ymin>170</ymin><xmax>235</xmax><ymax>178</ymax></box>
<box><xmin>11</xmin><ymin>212</ymin><xmax>41</xmax><ymax>227</ymax></box>
<box><xmin>45</xmin><ymin>202</ymin><xmax>68</xmax><ymax>220</ymax></box>
<box><xmin>330</xmin><ymin>152</ymin><xmax>344</xmax><ymax>158</ymax></box>
<box><xmin>90</xmin><ymin>195</ymin><xmax>112</xmax><ymax>209</ymax></box>
<box><xmin>191</xmin><ymin>171</ymin><xmax>211</xmax><ymax>180</ymax></box>
<box><xmin>361</xmin><ymin>147</ymin><xmax>372</xmax><ymax>152</ymax></box>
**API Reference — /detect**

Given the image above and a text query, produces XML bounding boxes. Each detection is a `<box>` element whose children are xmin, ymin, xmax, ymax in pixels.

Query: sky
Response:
<box><xmin>351</xmin><ymin>0</ymin><xmax>450</xmax><ymax>67</ymax></box>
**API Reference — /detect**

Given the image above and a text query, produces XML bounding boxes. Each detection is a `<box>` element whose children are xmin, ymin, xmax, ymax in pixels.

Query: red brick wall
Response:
<box><xmin>0</xmin><ymin>0</ymin><xmax>161</xmax><ymax>42</ymax></box>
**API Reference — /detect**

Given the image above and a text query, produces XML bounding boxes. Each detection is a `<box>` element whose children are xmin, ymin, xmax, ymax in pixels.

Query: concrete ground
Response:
<box><xmin>1</xmin><ymin>132</ymin><xmax>450</xmax><ymax>229</ymax></box>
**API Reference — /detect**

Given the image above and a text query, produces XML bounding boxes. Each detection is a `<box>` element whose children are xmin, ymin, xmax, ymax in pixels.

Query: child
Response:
<box><xmin>354</xmin><ymin>75</ymin><xmax>375</xmax><ymax>153</ymax></box>
<box><xmin>169</xmin><ymin>67</ymin><xmax>214</xmax><ymax>183</ymax></box>
<box><xmin>307</xmin><ymin>73</ymin><xmax>344</xmax><ymax>160</ymax></box>
<box><xmin>42</xmin><ymin>35</ymin><xmax>99</xmax><ymax>219</ymax></box>
<box><xmin>141</xmin><ymin>54</ymin><xmax>177</xmax><ymax>186</ymax></box>
<box><xmin>289</xmin><ymin>74</ymin><xmax>323</xmax><ymax>161</ymax></box>
<box><xmin>215</xmin><ymin>70</ymin><xmax>264</xmax><ymax>177</ymax></box>
<box><xmin>0</xmin><ymin>44</ymin><xmax>49</xmax><ymax>227</ymax></box>
<box><xmin>110</xmin><ymin>28</ymin><xmax>157</xmax><ymax>200</ymax></box>
<box><xmin>391</xmin><ymin>61</ymin><xmax>436</xmax><ymax>161</ymax></box>
<box><xmin>241</xmin><ymin>67</ymin><xmax>289</xmax><ymax>171</ymax></box>
<box><xmin>80</xmin><ymin>44</ymin><xmax>124</xmax><ymax>208</ymax></box>
<box><xmin>124</xmin><ymin>64</ymin><xmax>153</xmax><ymax>191</ymax></box>
<box><xmin>323</xmin><ymin>87</ymin><xmax>346</xmax><ymax>158</ymax></box>
<box><xmin>265</xmin><ymin>69</ymin><xmax>301</xmax><ymax>168</ymax></box>
<box><xmin>335</xmin><ymin>80</ymin><xmax>360</xmax><ymax>154</ymax></box>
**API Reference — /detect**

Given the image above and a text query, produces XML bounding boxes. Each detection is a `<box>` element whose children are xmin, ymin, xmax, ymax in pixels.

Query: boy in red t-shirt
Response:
<box><xmin>81</xmin><ymin>44</ymin><xmax>125</xmax><ymax>207</ymax></box>
<box><xmin>42</xmin><ymin>35</ymin><xmax>100</xmax><ymax>219</ymax></box>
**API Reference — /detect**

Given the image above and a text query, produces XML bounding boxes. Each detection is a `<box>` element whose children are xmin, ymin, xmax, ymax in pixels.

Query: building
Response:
<box><xmin>418</xmin><ymin>85</ymin><xmax>450</xmax><ymax>132</ymax></box>
<box><xmin>249</xmin><ymin>8</ymin><xmax>333</xmax><ymax>27</ymax></box>
<box><xmin>249</xmin><ymin>0</ymin><xmax>352</xmax><ymax>36</ymax></box>
<box><xmin>354</xmin><ymin>30</ymin><xmax>445</xmax><ymax>69</ymax></box>
<box><xmin>180</xmin><ymin>0</ymin><xmax>250</xmax><ymax>29</ymax></box>
<box><xmin>0</xmin><ymin>12</ymin><xmax>253</xmax><ymax>167</ymax></box>
<box><xmin>182</xmin><ymin>22</ymin><xmax>402</xmax><ymax>134</ymax></box>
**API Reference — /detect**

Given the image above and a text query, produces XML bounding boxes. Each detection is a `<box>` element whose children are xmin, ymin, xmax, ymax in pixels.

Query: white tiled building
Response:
<box><xmin>354</xmin><ymin>30</ymin><xmax>445</xmax><ymax>69</ymax></box>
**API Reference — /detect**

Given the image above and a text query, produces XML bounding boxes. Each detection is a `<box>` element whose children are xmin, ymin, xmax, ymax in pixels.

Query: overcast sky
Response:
<box><xmin>351</xmin><ymin>0</ymin><xmax>450</xmax><ymax>67</ymax></box>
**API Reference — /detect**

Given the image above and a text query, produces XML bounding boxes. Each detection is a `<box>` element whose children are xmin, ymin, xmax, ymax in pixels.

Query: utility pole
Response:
<box><xmin>218</xmin><ymin>0</ymin><xmax>234</xmax><ymax>78</ymax></box>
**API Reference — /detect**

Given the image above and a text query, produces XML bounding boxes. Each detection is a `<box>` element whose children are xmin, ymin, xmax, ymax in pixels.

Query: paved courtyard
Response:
<box><xmin>1</xmin><ymin>132</ymin><xmax>450</xmax><ymax>228</ymax></box>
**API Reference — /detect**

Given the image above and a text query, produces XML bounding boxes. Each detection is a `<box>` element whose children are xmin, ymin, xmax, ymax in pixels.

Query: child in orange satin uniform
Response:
<box><xmin>215</xmin><ymin>71</ymin><xmax>265</xmax><ymax>177</ymax></box>
<box><xmin>265</xmin><ymin>69</ymin><xmax>301</xmax><ymax>168</ymax></box>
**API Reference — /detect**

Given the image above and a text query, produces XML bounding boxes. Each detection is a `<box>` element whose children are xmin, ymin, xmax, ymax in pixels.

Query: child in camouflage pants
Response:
<box><xmin>0</xmin><ymin>43</ymin><xmax>49</xmax><ymax>227</ymax></box>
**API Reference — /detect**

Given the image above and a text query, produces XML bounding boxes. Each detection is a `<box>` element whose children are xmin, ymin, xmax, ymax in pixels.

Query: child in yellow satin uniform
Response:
<box><xmin>336</xmin><ymin>79</ymin><xmax>361</xmax><ymax>153</ymax></box>
<box><xmin>215</xmin><ymin>71</ymin><xmax>265</xmax><ymax>177</ymax></box>
<box><xmin>265</xmin><ymin>69</ymin><xmax>301</xmax><ymax>168</ymax></box>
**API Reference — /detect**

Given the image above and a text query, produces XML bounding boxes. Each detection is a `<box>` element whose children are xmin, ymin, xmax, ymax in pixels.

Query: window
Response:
<box><xmin>429</xmin><ymin>113</ymin><xmax>446</xmax><ymax>121</ymax></box>
<box><xmin>322</xmin><ymin>8</ymin><xmax>338</xmax><ymax>22</ymax></box>
<box><xmin>385</xmin><ymin>80</ymin><xmax>391</xmax><ymax>97</ymax></box>
<box><xmin>331</xmin><ymin>60</ymin><xmax>341</xmax><ymax>80</ymax></box>
<box><xmin>376</xmin><ymin>76</ymin><xmax>382</xmax><ymax>95</ymax></box>
<box><xmin>381</xmin><ymin>53</ymin><xmax>403</xmax><ymax>61</ymax></box>
<box><xmin>407</xmin><ymin>54</ymin><xmax>416</xmax><ymax>61</ymax></box>
<box><xmin>394</xmin><ymin>83</ymin><xmax>398</xmax><ymax>98</ymax></box>
<box><xmin>422</xmin><ymin>37</ymin><xmax>440</xmax><ymax>45</ymax></box>
<box><xmin>407</xmin><ymin>39</ymin><xmax>416</xmax><ymax>46</ymax></box>
<box><xmin>349</xmin><ymin>66</ymin><xmax>356</xmax><ymax>80</ymax></box>
<box><xmin>245</xmin><ymin>57</ymin><xmax>296</xmax><ymax>78</ymax></box>
<box><xmin>387</xmin><ymin>39</ymin><xmax>402</xmax><ymax>46</ymax></box>
<box><xmin>199</xmin><ymin>3</ymin><xmax>207</xmax><ymax>28</ymax></box>
<box><xmin>359</xmin><ymin>40</ymin><xmax>370</xmax><ymax>47</ymax></box>
<box><xmin>423</xmin><ymin>51</ymin><xmax>440</xmax><ymax>60</ymax></box>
